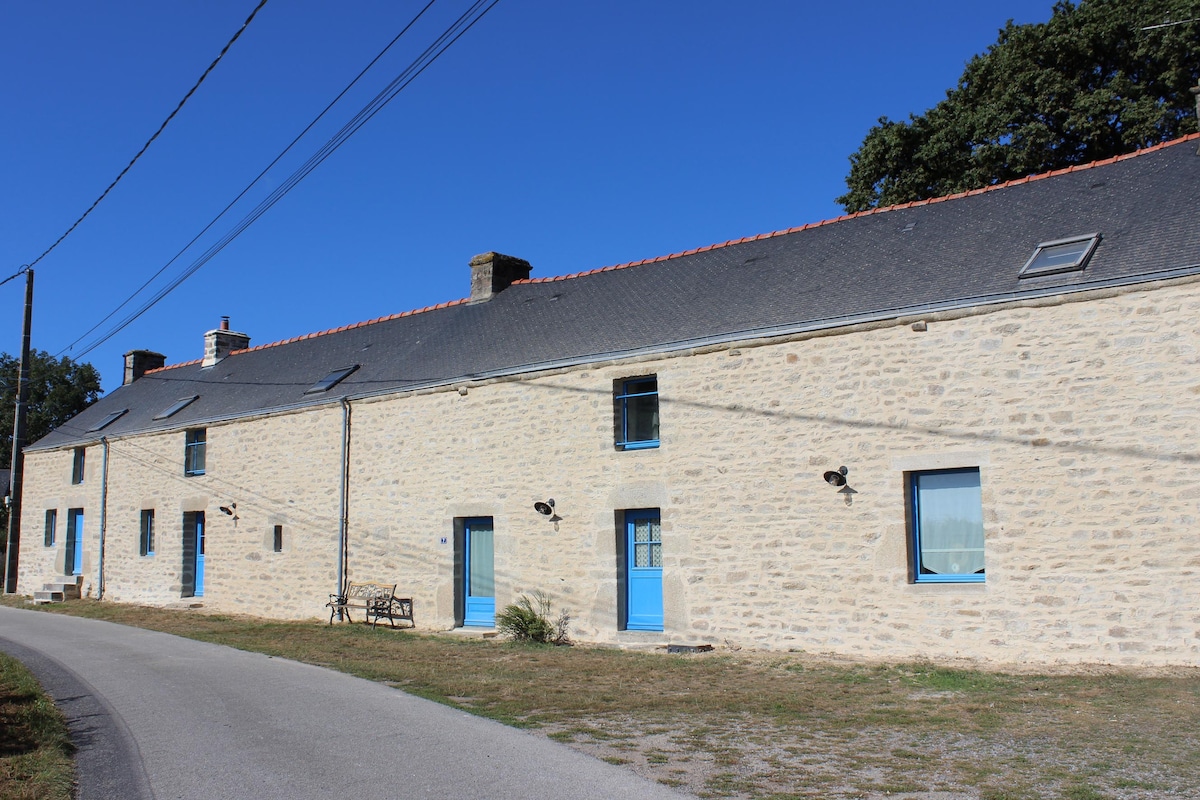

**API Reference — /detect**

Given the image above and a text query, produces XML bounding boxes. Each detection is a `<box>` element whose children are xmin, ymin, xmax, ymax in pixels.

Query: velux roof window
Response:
<box><xmin>305</xmin><ymin>365</ymin><xmax>359</xmax><ymax>394</ymax></box>
<box><xmin>1019</xmin><ymin>234</ymin><xmax>1100</xmax><ymax>278</ymax></box>
<box><xmin>87</xmin><ymin>409</ymin><xmax>128</xmax><ymax>432</ymax></box>
<box><xmin>153</xmin><ymin>396</ymin><xmax>199</xmax><ymax>420</ymax></box>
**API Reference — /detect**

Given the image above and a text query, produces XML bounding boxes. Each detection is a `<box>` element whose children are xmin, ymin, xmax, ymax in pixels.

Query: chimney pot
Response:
<box><xmin>123</xmin><ymin>350</ymin><xmax>166</xmax><ymax>386</ymax></box>
<box><xmin>220</xmin><ymin>316</ymin><xmax>230</xmax><ymax>331</ymax></box>
<box><xmin>469</xmin><ymin>252</ymin><xmax>531</xmax><ymax>303</ymax></box>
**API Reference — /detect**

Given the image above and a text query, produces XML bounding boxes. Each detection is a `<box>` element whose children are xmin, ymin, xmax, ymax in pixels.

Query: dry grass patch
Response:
<box><xmin>4</xmin><ymin>596</ymin><xmax>1199</xmax><ymax>799</ymax></box>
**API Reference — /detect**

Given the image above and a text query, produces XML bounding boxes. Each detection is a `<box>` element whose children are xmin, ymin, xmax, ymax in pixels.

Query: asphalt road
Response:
<box><xmin>0</xmin><ymin>607</ymin><xmax>689</xmax><ymax>799</ymax></box>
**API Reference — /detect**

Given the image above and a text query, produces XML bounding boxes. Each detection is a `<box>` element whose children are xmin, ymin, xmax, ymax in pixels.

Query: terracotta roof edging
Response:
<box><xmin>140</xmin><ymin>133</ymin><xmax>1200</xmax><ymax>375</ymax></box>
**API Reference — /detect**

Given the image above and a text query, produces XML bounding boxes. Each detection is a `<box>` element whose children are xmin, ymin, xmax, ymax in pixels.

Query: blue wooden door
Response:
<box><xmin>626</xmin><ymin>509</ymin><xmax>663</xmax><ymax>630</ymax></box>
<box><xmin>194</xmin><ymin>512</ymin><xmax>206</xmax><ymax>597</ymax></box>
<box><xmin>65</xmin><ymin>509</ymin><xmax>84</xmax><ymax>576</ymax></box>
<box><xmin>463</xmin><ymin>518</ymin><xmax>494</xmax><ymax>627</ymax></box>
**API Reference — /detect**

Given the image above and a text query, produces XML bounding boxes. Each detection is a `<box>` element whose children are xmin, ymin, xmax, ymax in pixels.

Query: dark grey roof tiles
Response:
<box><xmin>33</xmin><ymin>136</ymin><xmax>1200</xmax><ymax>450</ymax></box>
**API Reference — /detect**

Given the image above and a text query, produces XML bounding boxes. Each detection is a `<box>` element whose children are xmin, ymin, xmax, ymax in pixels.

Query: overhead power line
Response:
<box><xmin>60</xmin><ymin>0</ymin><xmax>441</xmax><ymax>356</ymax></box>
<box><xmin>69</xmin><ymin>0</ymin><xmax>502</xmax><ymax>359</ymax></box>
<box><xmin>23</xmin><ymin>0</ymin><xmax>271</xmax><ymax>271</ymax></box>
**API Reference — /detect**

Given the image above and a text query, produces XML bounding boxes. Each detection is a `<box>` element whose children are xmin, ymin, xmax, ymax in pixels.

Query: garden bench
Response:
<box><xmin>326</xmin><ymin>581</ymin><xmax>414</xmax><ymax>629</ymax></box>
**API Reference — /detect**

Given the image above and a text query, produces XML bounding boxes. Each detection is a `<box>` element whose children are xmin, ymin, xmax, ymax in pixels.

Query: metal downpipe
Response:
<box><xmin>98</xmin><ymin>437</ymin><xmax>110</xmax><ymax>600</ymax></box>
<box><xmin>336</xmin><ymin>398</ymin><xmax>351</xmax><ymax>618</ymax></box>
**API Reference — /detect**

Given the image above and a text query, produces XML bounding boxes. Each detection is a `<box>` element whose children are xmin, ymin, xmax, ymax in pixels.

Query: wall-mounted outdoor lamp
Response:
<box><xmin>823</xmin><ymin>467</ymin><xmax>848</xmax><ymax>487</ymax></box>
<box><xmin>218</xmin><ymin>502</ymin><xmax>239</xmax><ymax>525</ymax></box>
<box><xmin>822</xmin><ymin>467</ymin><xmax>858</xmax><ymax>505</ymax></box>
<box><xmin>533</xmin><ymin>498</ymin><xmax>562</xmax><ymax>529</ymax></box>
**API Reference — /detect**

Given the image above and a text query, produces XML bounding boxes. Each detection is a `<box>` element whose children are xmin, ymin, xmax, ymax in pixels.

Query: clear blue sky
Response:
<box><xmin>1</xmin><ymin>1</ymin><xmax>1058</xmax><ymax>392</ymax></box>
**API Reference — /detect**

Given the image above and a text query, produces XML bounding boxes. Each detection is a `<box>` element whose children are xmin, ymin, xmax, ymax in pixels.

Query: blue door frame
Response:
<box><xmin>625</xmin><ymin>509</ymin><xmax>663</xmax><ymax>631</ymax></box>
<box><xmin>194</xmin><ymin>512</ymin><xmax>206</xmax><ymax>597</ymax></box>
<box><xmin>65</xmin><ymin>509</ymin><xmax>84</xmax><ymax>576</ymax></box>
<box><xmin>462</xmin><ymin>517</ymin><xmax>495</xmax><ymax>627</ymax></box>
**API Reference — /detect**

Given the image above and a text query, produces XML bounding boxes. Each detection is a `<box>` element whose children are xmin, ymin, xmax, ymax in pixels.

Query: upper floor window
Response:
<box><xmin>273</xmin><ymin>524</ymin><xmax>284</xmax><ymax>553</ymax></box>
<box><xmin>71</xmin><ymin>447</ymin><xmax>86</xmax><ymax>484</ymax></box>
<box><xmin>615</xmin><ymin>377</ymin><xmax>659</xmax><ymax>450</ymax></box>
<box><xmin>184</xmin><ymin>429</ymin><xmax>207</xmax><ymax>476</ymax></box>
<box><xmin>908</xmin><ymin>467</ymin><xmax>985</xmax><ymax>583</ymax></box>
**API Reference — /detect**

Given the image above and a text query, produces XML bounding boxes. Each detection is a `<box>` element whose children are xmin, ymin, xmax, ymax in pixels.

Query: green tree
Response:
<box><xmin>838</xmin><ymin>0</ymin><xmax>1200</xmax><ymax>213</ymax></box>
<box><xmin>1</xmin><ymin>351</ymin><xmax>102</xmax><ymax>530</ymax></box>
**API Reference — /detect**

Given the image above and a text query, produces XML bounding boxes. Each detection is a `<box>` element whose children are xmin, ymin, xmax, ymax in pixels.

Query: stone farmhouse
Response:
<box><xmin>12</xmin><ymin>134</ymin><xmax>1200</xmax><ymax>666</ymax></box>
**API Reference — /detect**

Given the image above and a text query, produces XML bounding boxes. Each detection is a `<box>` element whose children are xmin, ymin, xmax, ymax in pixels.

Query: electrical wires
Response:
<box><xmin>24</xmin><ymin>0</ymin><xmax>271</xmax><ymax>271</ymax></box>
<box><xmin>66</xmin><ymin>0</ymin><xmax>502</xmax><ymax>359</ymax></box>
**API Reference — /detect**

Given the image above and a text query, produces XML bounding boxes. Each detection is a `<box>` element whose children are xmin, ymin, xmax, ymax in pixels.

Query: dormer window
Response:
<box><xmin>1019</xmin><ymin>234</ymin><xmax>1100</xmax><ymax>278</ymax></box>
<box><xmin>305</xmin><ymin>365</ymin><xmax>359</xmax><ymax>394</ymax></box>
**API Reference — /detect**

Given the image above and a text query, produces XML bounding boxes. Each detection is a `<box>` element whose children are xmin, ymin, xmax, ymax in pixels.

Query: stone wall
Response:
<box><xmin>18</xmin><ymin>276</ymin><xmax>1200</xmax><ymax>665</ymax></box>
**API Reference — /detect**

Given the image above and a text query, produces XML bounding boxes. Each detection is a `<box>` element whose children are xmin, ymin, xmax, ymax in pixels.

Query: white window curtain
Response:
<box><xmin>916</xmin><ymin>470</ymin><xmax>984</xmax><ymax>576</ymax></box>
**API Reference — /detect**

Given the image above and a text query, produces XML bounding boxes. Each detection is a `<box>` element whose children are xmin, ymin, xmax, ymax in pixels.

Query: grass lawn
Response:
<box><xmin>0</xmin><ymin>649</ymin><xmax>75</xmax><ymax>800</ymax></box>
<box><xmin>2</xmin><ymin>596</ymin><xmax>1198</xmax><ymax>799</ymax></box>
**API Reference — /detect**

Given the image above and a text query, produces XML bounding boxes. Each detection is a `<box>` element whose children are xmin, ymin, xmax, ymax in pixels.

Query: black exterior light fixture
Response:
<box><xmin>823</xmin><ymin>467</ymin><xmax>848</xmax><ymax>487</ymax></box>
<box><xmin>533</xmin><ymin>498</ymin><xmax>562</xmax><ymax>529</ymax></box>
<box><xmin>822</xmin><ymin>467</ymin><xmax>858</xmax><ymax>505</ymax></box>
<box><xmin>218</xmin><ymin>502</ymin><xmax>239</xmax><ymax>525</ymax></box>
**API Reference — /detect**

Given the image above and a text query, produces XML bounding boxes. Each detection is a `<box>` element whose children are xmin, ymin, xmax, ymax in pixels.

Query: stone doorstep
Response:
<box><xmin>33</xmin><ymin>575</ymin><xmax>83</xmax><ymax>604</ymax></box>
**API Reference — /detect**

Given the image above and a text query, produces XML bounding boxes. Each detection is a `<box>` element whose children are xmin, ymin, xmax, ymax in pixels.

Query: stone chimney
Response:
<box><xmin>469</xmin><ymin>252</ymin><xmax>531</xmax><ymax>303</ymax></box>
<box><xmin>203</xmin><ymin>316</ymin><xmax>251</xmax><ymax>367</ymax></box>
<box><xmin>123</xmin><ymin>350</ymin><xmax>166</xmax><ymax>386</ymax></box>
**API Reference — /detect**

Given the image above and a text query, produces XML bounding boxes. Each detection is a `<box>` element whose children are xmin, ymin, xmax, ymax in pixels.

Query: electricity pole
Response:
<box><xmin>4</xmin><ymin>267</ymin><xmax>34</xmax><ymax>593</ymax></box>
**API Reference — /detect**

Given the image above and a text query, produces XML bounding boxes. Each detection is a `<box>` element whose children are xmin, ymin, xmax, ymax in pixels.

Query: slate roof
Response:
<box><xmin>32</xmin><ymin>135</ymin><xmax>1200</xmax><ymax>451</ymax></box>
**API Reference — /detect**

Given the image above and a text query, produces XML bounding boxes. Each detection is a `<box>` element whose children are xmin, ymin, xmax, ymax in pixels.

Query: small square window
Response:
<box><xmin>908</xmin><ymin>468</ymin><xmax>985</xmax><ymax>583</ymax></box>
<box><xmin>44</xmin><ymin>509</ymin><xmax>57</xmax><ymax>547</ymax></box>
<box><xmin>615</xmin><ymin>377</ymin><xmax>659</xmax><ymax>450</ymax></box>
<box><xmin>1019</xmin><ymin>234</ymin><xmax>1099</xmax><ymax>278</ymax></box>
<box><xmin>71</xmin><ymin>448</ymin><xmax>86</xmax><ymax>485</ymax></box>
<box><xmin>272</xmin><ymin>525</ymin><xmax>283</xmax><ymax>553</ymax></box>
<box><xmin>140</xmin><ymin>510</ymin><xmax>155</xmax><ymax>556</ymax></box>
<box><xmin>184</xmin><ymin>429</ymin><xmax>207</xmax><ymax>476</ymax></box>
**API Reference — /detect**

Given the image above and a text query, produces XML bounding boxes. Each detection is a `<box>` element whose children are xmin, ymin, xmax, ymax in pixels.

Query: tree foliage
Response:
<box><xmin>838</xmin><ymin>0</ymin><xmax>1200</xmax><ymax>213</ymax></box>
<box><xmin>1</xmin><ymin>350</ymin><xmax>102</xmax><ymax>466</ymax></box>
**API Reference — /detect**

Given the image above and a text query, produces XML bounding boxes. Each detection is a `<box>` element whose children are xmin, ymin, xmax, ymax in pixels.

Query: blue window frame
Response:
<box><xmin>184</xmin><ymin>429</ymin><xmax>206</xmax><ymax>476</ymax></box>
<box><xmin>909</xmin><ymin>468</ymin><xmax>985</xmax><ymax>583</ymax></box>
<box><xmin>44</xmin><ymin>509</ymin><xmax>57</xmax><ymax>547</ymax></box>
<box><xmin>140</xmin><ymin>510</ymin><xmax>155</xmax><ymax>556</ymax></box>
<box><xmin>615</xmin><ymin>377</ymin><xmax>659</xmax><ymax>450</ymax></box>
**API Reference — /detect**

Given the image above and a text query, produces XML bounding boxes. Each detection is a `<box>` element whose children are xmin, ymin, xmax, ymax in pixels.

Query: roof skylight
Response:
<box><xmin>305</xmin><ymin>365</ymin><xmax>360</xmax><ymax>394</ymax></box>
<box><xmin>87</xmin><ymin>409</ymin><xmax>128</xmax><ymax>432</ymax></box>
<box><xmin>153</xmin><ymin>396</ymin><xmax>199</xmax><ymax>420</ymax></box>
<box><xmin>1019</xmin><ymin>234</ymin><xmax>1100</xmax><ymax>278</ymax></box>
